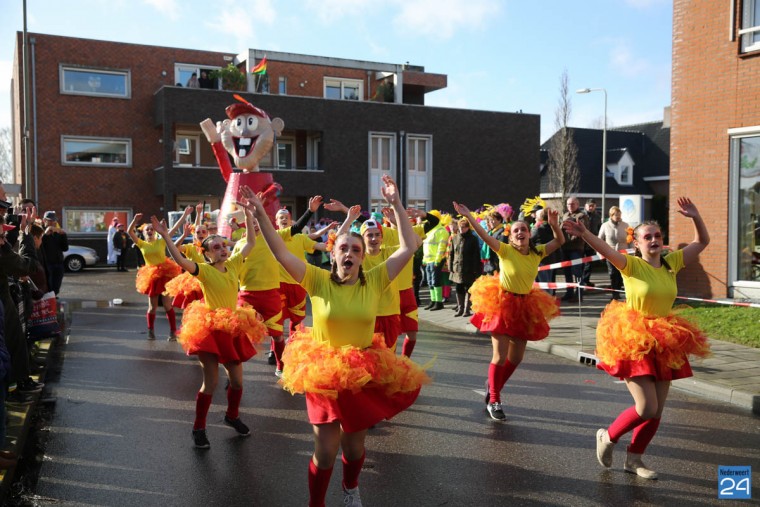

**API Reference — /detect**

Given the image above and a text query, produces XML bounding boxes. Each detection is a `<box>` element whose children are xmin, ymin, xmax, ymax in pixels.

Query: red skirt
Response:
<box><xmin>164</xmin><ymin>272</ymin><xmax>203</xmax><ymax>309</ymax></box>
<box><xmin>281</xmin><ymin>328</ymin><xmax>431</xmax><ymax>432</ymax></box>
<box><xmin>178</xmin><ymin>301</ymin><xmax>267</xmax><ymax>364</ymax></box>
<box><xmin>468</xmin><ymin>275</ymin><xmax>560</xmax><ymax>340</ymax></box>
<box><xmin>135</xmin><ymin>260</ymin><xmax>182</xmax><ymax>297</ymax></box>
<box><xmin>374</xmin><ymin>314</ymin><xmax>402</xmax><ymax>349</ymax></box>
<box><xmin>595</xmin><ymin>301</ymin><xmax>711</xmax><ymax>380</ymax></box>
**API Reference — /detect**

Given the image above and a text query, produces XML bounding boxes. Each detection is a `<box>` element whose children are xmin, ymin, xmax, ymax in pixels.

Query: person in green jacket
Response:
<box><xmin>422</xmin><ymin>210</ymin><xmax>450</xmax><ymax>311</ymax></box>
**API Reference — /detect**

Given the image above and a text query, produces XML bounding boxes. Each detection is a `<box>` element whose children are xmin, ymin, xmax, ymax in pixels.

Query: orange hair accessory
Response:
<box><xmin>325</xmin><ymin>230</ymin><xmax>337</xmax><ymax>252</ymax></box>
<box><xmin>626</xmin><ymin>226</ymin><xmax>635</xmax><ymax>244</ymax></box>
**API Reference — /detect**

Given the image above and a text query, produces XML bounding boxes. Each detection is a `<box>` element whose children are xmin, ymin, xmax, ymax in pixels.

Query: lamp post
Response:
<box><xmin>576</xmin><ymin>87</ymin><xmax>607</xmax><ymax>216</ymax></box>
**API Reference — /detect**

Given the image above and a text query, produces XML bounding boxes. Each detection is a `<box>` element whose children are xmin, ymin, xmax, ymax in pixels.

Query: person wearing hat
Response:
<box><xmin>107</xmin><ymin>217</ymin><xmax>120</xmax><ymax>265</ymax></box>
<box><xmin>422</xmin><ymin>210</ymin><xmax>450</xmax><ymax>311</ymax></box>
<box><xmin>112</xmin><ymin>222</ymin><xmax>131</xmax><ymax>272</ymax></box>
<box><xmin>41</xmin><ymin>211</ymin><xmax>69</xmax><ymax>295</ymax></box>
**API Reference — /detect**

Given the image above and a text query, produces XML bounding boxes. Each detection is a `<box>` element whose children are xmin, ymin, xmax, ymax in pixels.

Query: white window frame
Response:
<box><xmin>61</xmin><ymin>136</ymin><xmax>132</xmax><ymax>167</ymax></box>
<box><xmin>63</xmin><ymin>208</ymin><xmax>132</xmax><ymax>236</ymax></box>
<box><xmin>324</xmin><ymin>77</ymin><xmax>363</xmax><ymax>101</ymax></box>
<box><xmin>279</xmin><ymin>76</ymin><xmax>287</xmax><ymax>95</ymax></box>
<box><xmin>174</xmin><ymin>64</ymin><xmax>220</xmax><ymax>89</ymax></box>
<box><xmin>175</xmin><ymin>133</ymin><xmax>200</xmax><ymax>166</ymax></box>
<box><xmin>613</xmin><ymin>152</ymin><xmax>634</xmax><ymax>186</ymax></box>
<box><xmin>406</xmin><ymin>134</ymin><xmax>433</xmax><ymax>203</ymax></box>
<box><xmin>60</xmin><ymin>65</ymin><xmax>130</xmax><ymax>98</ymax></box>
<box><xmin>740</xmin><ymin>0</ymin><xmax>760</xmax><ymax>53</ymax></box>
<box><xmin>368</xmin><ymin>132</ymin><xmax>396</xmax><ymax>205</ymax></box>
<box><xmin>276</xmin><ymin>138</ymin><xmax>296</xmax><ymax>169</ymax></box>
<box><xmin>307</xmin><ymin>134</ymin><xmax>321</xmax><ymax>170</ymax></box>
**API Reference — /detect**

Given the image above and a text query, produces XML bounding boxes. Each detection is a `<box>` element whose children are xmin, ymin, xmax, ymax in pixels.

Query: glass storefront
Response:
<box><xmin>736</xmin><ymin>135</ymin><xmax>760</xmax><ymax>282</ymax></box>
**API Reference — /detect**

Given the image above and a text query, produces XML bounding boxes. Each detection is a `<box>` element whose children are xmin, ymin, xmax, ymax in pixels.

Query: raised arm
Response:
<box><xmin>168</xmin><ymin>206</ymin><xmax>193</xmax><ymax>238</ymax></box>
<box><xmin>542</xmin><ymin>209</ymin><xmax>565</xmax><ymax>256</ymax></box>
<box><xmin>453</xmin><ymin>201</ymin><xmax>501</xmax><ymax>253</ymax></box>
<box><xmin>152</xmin><ymin>215</ymin><xmax>197</xmax><ymax>273</ymax></box>
<box><xmin>563</xmin><ymin>217</ymin><xmax>627</xmax><ymax>271</ymax></box>
<box><xmin>676</xmin><ymin>197</ymin><xmax>709</xmax><ymax>266</ymax></box>
<box><xmin>309</xmin><ymin>221</ymin><xmax>338</xmax><ymax>241</ymax></box>
<box><xmin>290</xmin><ymin>195</ymin><xmax>322</xmax><ymax>235</ymax></box>
<box><xmin>336</xmin><ymin>205</ymin><xmax>362</xmax><ymax>237</ymax></box>
<box><xmin>175</xmin><ymin>222</ymin><xmax>192</xmax><ymax>248</ymax></box>
<box><xmin>383</xmin><ymin>175</ymin><xmax>416</xmax><ymax>280</ymax></box>
<box><xmin>127</xmin><ymin>213</ymin><xmax>142</xmax><ymax>244</ymax></box>
<box><xmin>234</xmin><ymin>202</ymin><xmax>257</xmax><ymax>258</ymax></box>
<box><xmin>194</xmin><ymin>202</ymin><xmax>204</xmax><ymax>227</ymax></box>
<box><xmin>241</xmin><ymin>186</ymin><xmax>307</xmax><ymax>283</ymax></box>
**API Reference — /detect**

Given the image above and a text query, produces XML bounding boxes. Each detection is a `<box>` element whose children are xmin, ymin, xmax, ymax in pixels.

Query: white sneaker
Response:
<box><xmin>624</xmin><ymin>452</ymin><xmax>658</xmax><ymax>480</ymax></box>
<box><xmin>342</xmin><ymin>486</ymin><xmax>362</xmax><ymax>506</ymax></box>
<box><xmin>486</xmin><ymin>402</ymin><xmax>506</xmax><ymax>421</ymax></box>
<box><xmin>596</xmin><ymin>428</ymin><xmax>615</xmax><ymax>468</ymax></box>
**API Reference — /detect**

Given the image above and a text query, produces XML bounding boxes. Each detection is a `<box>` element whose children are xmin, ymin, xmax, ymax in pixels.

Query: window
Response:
<box><xmin>731</xmin><ymin>133</ymin><xmax>760</xmax><ymax>282</ymax></box>
<box><xmin>618</xmin><ymin>165</ymin><xmax>632</xmax><ymax>185</ymax></box>
<box><xmin>279</xmin><ymin>76</ymin><xmax>287</xmax><ymax>95</ymax></box>
<box><xmin>307</xmin><ymin>135</ymin><xmax>321</xmax><ymax>170</ymax></box>
<box><xmin>175</xmin><ymin>134</ymin><xmax>200</xmax><ymax>166</ymax></box>
<box><xmin>60</xmin><ymin>66</ymin><xmax>130</xmax><ymax>98</ymax></box>
<box><xmin>277</xmin><ymin>140</ymin><xmax>295</xmax><ymax>169</ymax></box>
<box><xmin>63</xmin><ymin>209</ymin><xmax>131</xmax><ymax>235</ymax></box>
<box><xmin>175</xmin><ymin>65</ymin><xmax>218</xmax><ymax>89</ymax></box>
<box><xmin>324</xmin><ymin>78</ymin><xmax>363</xmax><ymax>101</ymax></box>
<box><xmin>406</xmin><ymin>135</ymin><xmax>432</xmax><ymax>202</ymax></box>
<box><xmin>741</xmin><ymin>0</ymin><xmax>760</xmax><ymax>53</ymax></box>
<box><xmin>62</xmin><ymin>136</ymin><xmax>131</xmax><ymax>166</ymax></box>
<box><xmin>371</xmin><ymin>134</ymin><xmax>393</xmax><ymax>172</ymax></box>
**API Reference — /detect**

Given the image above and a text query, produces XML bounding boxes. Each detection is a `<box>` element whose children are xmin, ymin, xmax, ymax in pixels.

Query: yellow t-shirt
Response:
<box><xmin>301</xmin><ymin>263</ymin><xmax>390</xmax><ymax>348</ymax></box>
<box><xmin>136</xmin><ymin>238</ymin><xmax>168</xmax><ymax>266</ymax></box>
<box><xmin>362</xmin><ymin>247</ymin><xmax>399</xmax><ymax>316</ymax></box>
<box><xmin>194</xmin><ymin>252</ymin><xmax>244</xmax><ymax>310</ymax></box>
<box><xmin>496</xmin><ymin>242</ymin><xmax>547</xmax><ymax>294</ymax></box>
<box><xmin>180</xmin><ymin>243</ymin><xmax>205</xmax><ymax>263</ymax></box>
<box><xmin>381</xmin><ymin>224</ymin><xmax>426</xmax><ymax>290</ymax></box>
<box><xmin>231</xmin><ymin>228</ymin><xmax>245</xmax><ymax>242</ymax></box>
<box><xmin>234</xmin><ymin>233</ymin><xmax>281</xmax><ymax>291</ymax></box>
<box><xmin>278</xmin><ymin>229</ymin><xmax>317</xmax><ymax>285</ymax></box>
<box><xmin>620</xmin><ymin>249</ymin><xmax>684</xmax><ymax>317</ymax></box>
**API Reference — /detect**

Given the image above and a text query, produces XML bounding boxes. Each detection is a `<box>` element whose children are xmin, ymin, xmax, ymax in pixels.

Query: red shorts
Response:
<box><xmin>279</xmin><ymin>282</ymin><xmax>307</xmax><ymax>324</ymax></box>
<box><xmin>374</xmin><ymin>315</ymin><xmax>402</xmax><ymax>349</ymax></box>
<box><xmin>399</xmin><ymin>288</ymin><xmax>418</xmax><ymax>333</ymax></box>
<box><xmin>305</xmin><ymin>388</ymin><xmax>420</xmax><ymax>433</ymax></box>
<box><xmin>238</xmin><ymin>289</ymin><xmax>283</xmax><ymax>337</ymax></box>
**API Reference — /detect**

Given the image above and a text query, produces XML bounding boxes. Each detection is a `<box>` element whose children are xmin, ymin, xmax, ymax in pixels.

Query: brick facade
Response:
<box><xmin>671</xmin><ymin>1</ymin><xmax>760</xmax><ymax>298</ymax></box>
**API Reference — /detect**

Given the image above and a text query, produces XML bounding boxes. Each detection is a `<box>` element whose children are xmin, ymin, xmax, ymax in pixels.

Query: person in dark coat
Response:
<box><xmin>41</xmin><ymin>211</ymin><xmax>68</xmax><ymax>295</ymax></box>
<box><xmin>448</xmin><ymin>217</ymin><xmax>483</xmax><ymax>317</ymax></box>
<box><xmin>532</xmin><ymin>208</ymin><xmax>563</xmax><ymax>293</ymax></box>
<box><xmin>112</xmin><ymin>223</ymin><xmax>131</xmax><ymax>272</ymax></box>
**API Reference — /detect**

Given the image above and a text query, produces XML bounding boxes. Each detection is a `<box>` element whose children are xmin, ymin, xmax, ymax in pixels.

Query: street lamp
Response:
<box><xmin>576</xmin><ymin>87</ymin><xmax>607</xmax><ymax>216</ymax></box>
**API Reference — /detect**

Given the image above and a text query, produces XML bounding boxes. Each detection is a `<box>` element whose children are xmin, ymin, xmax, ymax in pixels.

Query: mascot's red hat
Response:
<box><xmin>226</xmin><ymin>94</ymin><xmax>271</xmax><ymax>120</ymax></box>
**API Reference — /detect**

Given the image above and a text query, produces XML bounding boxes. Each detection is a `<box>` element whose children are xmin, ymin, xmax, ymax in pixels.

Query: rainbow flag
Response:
<box><xmin>251</xmin><ymin>57</ymin><xmax>267</xmax><ymax>75</ymax></box>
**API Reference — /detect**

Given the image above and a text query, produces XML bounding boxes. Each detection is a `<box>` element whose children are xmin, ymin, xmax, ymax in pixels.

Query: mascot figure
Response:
<box><xmin>200</xmin><ymin>94</ymin><xmax>284</xmax><ymax>238</ymax></box>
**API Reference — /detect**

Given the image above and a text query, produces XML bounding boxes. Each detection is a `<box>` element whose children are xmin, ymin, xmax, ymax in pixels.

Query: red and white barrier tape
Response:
<box><xmin>537</xmin><ymin>248</ymin><xmax>635</xmax><ymax>272</ymax></box>
<box><xmin>533</xmin><ymin>282</ymin><xmax>760</xmax><ymax>309</ymax></box>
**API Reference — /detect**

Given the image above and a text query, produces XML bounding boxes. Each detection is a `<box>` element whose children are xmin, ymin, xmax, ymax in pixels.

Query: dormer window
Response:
<box><xmin>619</xmin><ymin>165</ymin><xmax>631</xmax><ymax>185</ymax></box>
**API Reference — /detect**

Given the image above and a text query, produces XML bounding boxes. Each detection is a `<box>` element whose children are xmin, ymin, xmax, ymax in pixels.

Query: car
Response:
<box><xmin>64</xmin><ymin>245</ymin><xmax>100</xmax><ymax>272</ymax></box>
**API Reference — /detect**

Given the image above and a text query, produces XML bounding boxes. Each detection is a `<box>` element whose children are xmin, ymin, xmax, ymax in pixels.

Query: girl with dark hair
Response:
<box><xmin>245</xmin><ymin>177</ymin><xmax>429</xmax><ymax>507</ymax></box>
<box><xmin>127</xmin><ymin>208</ymin><xmax>191</xmax><ymax>340</ymax></box>
<box><xmin>453</xmin><ymin>202</ymin><xmax>564</xmax><ymax>422</ymax></box>
<box><xmin>563</xmin><ymin>197</ymin><xmax>711</xmax><ymax>480</ymax></box>
<box><xmin>152</xmin><ymin>207</ymin><xmax>266</xmax><ymax>449</ymax></box>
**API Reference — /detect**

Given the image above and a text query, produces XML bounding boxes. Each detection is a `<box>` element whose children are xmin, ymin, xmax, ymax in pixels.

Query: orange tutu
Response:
<box><xmin>164</xmin><ymin>272</ymin><xmax>203</xmax><ymax>309</ymax></box>
<box><xmin>469</xmin><ymin>274</ymin><xmax>560</xmax><ymax>340</ymax></box>
<box><xmin>135</xmin><ymin>260</ymin><xmax>182</xmax><ymax>296</ymax></box>
<box><xmin>178</xmin><ymin>301</ymin><xmax>268</xmax><ymax>364</ymax></box>
<box><xmin>280</xmin><ymin>328</ymin><xmax>431</xmax><ymax>399</ymax></box>
<box><xmin>595</xmin><ymin>300</ymin><xmax>711</xmax><ymax>379</ymax></box>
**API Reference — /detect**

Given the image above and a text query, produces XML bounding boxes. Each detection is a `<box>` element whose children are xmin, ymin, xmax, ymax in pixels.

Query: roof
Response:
<box><xmin>540</xmin><ymin>121</ymin><xmax>670</xmax><ymax>196</ymax></box>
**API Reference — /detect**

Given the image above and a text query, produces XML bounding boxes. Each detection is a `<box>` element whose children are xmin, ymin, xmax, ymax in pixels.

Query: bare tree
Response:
<box><xmin>0</xmin><ymin>127</ymin><xmax>12</xmax><ymax>183</ymax></box>
<box><xmin>547</xmin><ymin>70</ymin><xmax>580</xmax><ymax>204</ymax></box>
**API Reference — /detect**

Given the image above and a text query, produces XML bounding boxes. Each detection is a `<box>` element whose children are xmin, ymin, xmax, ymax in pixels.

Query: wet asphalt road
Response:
<box><xmin>27</xmin><ymin>268</ymin><xmax>760</xmax><ymax>506</ymax></box>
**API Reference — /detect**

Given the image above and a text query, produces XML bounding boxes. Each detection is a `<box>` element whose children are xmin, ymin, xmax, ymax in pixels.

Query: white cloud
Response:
<box><xmin>205</xmin><ymin>0</ymin><xmax>277</xmax><ymax>49</ymax></box>
<box><xmin>608</xmin><ymin>39</ymin><xmax>649</xmax><ymax>78</ymax></box>
<box><xmin>141</xmin><ymin>0</ymin><xmax>181</xmax><ymax>21</ymax></box>
<box><xmin>392</xmin><ymin>0</ymin><xmax>500</xmax><ymax>40</ymax></box>
<box><xmin>304</xmin><ymin>0</ymin><xmax>375</xmax><ymax>23</ymax></box>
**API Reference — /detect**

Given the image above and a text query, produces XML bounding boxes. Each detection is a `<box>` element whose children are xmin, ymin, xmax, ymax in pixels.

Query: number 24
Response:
<box><xmin>720</xmin><ymin>477</ymin><xmax>750</xmax><ymax>496</ymax></box>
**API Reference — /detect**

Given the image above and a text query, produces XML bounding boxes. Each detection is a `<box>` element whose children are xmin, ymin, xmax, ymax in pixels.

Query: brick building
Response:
<box><xmin>11</xmin><ymin>33</ymin><xmax>539</xmax><ymax>259</ymax></box>
<box><xmin>671</xmin><ymin>0</ymin><xmax>760</xmax><ymax>299</ymax></box>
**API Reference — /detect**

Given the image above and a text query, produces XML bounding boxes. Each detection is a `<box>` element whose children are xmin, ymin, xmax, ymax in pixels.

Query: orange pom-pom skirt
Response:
<box><xmin>135</xmin><ymin>260</ymin><xmax>182</xmax><ymax>297</ymax></box>
<box><xmin>164</xmin><ymin>272</ymin><xmax>203</xmax><ymax>309</ymax></box>
<box><xmin>595</xmin><ymin>300</ymin><xmax>711</xmax><ymax>380</ymax></box>
<box><xmin>280</xmin><ymin>328</ymin><xmax>431</xmax><ymax>432</ymax></box>
<box><xmin>177</xmin><ymin>301</ymin><xmax>268</xmax><ymax>364</ymax></box>
<box><xmin>468</xmin><ymin>274</ymin><xmax>560</xmax><ymax>340</ymax></box>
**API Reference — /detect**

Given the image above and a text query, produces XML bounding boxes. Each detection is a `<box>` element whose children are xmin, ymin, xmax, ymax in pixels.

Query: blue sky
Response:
<box><xmin>1</xmin><ymin>0</ymin><xmax>672</xmax><ymax>143</ymax></box>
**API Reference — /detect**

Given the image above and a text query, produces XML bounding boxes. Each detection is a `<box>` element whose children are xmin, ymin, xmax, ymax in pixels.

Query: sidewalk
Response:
<box><xmin>418</xmin><ymin>278</ymin><xmax>760</xmax><ymax>415</ymax></box>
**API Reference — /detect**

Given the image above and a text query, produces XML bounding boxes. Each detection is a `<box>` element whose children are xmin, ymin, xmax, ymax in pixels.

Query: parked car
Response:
<box><xmin>64</xmin><ymin>245</ymin><xmax>99</xmax><ymax>272</ymax></box>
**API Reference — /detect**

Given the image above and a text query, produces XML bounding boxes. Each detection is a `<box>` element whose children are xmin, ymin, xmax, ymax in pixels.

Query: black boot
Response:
<box><xmin>463</xmin><ymin>293</ymin><xmax>473</xmax><ymax>317</ymax></box>
<box><xmin>431</xmin><ymin>302</ymin><xmax>444</xmax><ymax>311</ymax></box>
<box><xmin>454</xmin><ymin>287</ymin><xmax>465</xmax><ymax>316</ymax></box>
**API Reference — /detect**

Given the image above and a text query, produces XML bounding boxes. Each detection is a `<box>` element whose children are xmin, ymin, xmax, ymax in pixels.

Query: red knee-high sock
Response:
<box><xmin>496</xmin><ymin>359</ymin><xmax>518</xmax><ymax>393</ymax></box>
<box><xmin>273</xmin><ymin>339</ymin><xmax>286</xmax><ymax>370</ymax></box>
<box><xmin>226</xmin><ymin>387</ymin><xmax>243</xmax><ymax>420</ymax></box>
<box><xmin>308</xmin><ymin>459</ymin><xmax>333</xmax><ymax>507</ymax></box>
<box><xmin>628</xmin><ymin>417</ymin><xmax>661</xmax><ymax>454</ymax></box>
<box><xmin>342</xmin><ymin>451</ymin><xmax>365</xmax><ymax>490</ymax></box>
<box><xmin>194</xmin><ymin>391</ymin><xmax>213</xmax><ymax>430</ymax></box>
<box><xmin>488</xmin><ymin>363</ymin><xmax>502</xmax><ymax>403</ymax></box>
<box><xmin>401</xmin><ymin>337</ymin><xmax>416</xmax><ymax>357</ymax></box>
<box><xmin>166</xmin><ymin>308</ymin><xmax>177</xmax><ymax>332</ymax></box>
<box><xmin>607</xmin><ymin>406</ymin><xmax>646</xmax><ymax>442</ymax></box>
<box><xmin>146</xmin><ymin>311</ymin><xmax>156</xmax><ymax>330</ymax></box>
